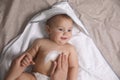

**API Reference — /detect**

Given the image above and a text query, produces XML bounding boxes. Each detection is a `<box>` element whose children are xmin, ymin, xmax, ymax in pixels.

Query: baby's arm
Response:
<box><xmin>21</xmin><ymin>39</ymin><xmax>41</xmax><ymax>66</ymax></box>
<box><xmin>68</xmin><ymin>46</ymin><xmax>78</xmax><ymax>80</ymax></box>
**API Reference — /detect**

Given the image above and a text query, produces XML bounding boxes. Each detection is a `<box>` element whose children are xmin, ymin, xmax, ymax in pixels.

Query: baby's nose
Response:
<box><xmin>63</xmin><ymin>31</ymin><xmax>68</xmax><ymax>35</ymax></box>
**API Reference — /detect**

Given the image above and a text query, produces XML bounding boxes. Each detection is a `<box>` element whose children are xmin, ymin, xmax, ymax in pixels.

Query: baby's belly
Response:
<box><xmin>33</xmin><ymin>50</ymin><xmax>61</xmax><ymax>76</ymax></box>
<box><xmin>32</xmin><ymin>61</ymin><xmax>52</xmax><ymax>76</ymax></box>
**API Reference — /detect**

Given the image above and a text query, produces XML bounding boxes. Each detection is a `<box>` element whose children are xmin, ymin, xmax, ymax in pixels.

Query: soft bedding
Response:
<box><xmin>0</xmin><ymin>0</ymin><xmax>120</xmax><ymax>79</ymax></box>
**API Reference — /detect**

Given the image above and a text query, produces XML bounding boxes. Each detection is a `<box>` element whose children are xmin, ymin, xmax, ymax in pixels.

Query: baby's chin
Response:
<box><xmin>56</xmin><ymin>41</ymin><xmax>68</xmax><ymax>46</ymax></box>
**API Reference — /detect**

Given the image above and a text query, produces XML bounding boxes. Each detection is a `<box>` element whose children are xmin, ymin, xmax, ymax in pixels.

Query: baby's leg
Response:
<box><xmin>16</xmin><ymin>72</ymin><xmax>36</xmax><ymax>80</ymax></box>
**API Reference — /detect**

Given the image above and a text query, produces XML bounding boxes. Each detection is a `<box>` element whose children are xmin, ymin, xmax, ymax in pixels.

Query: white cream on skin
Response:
<box><xmin>44</xmin><ymin>50</ymin><xmax>61</xmax><ymax>63</ymax></box>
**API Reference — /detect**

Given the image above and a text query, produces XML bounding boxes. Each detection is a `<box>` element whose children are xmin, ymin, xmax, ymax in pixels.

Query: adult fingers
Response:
<box><xmin>14</xmin><ymin>54</ymin><xmax>26</xmax><ymax>64</ymax></box>
<box><xmin>61</xmin><ymin>53</ymin><xmax>64</xmax><ymax>68</ymax></box>
<box><xmin>57</xmin><ymin>54</ymin><xmax>62</xmax><ymax>69</ymax></box>
<box><xmin>50</xmin><ymin>61</ymin><xmax>57</xmax><ymax>76</ymax></box>
<box><xmin>62</xmin><ymin>54</ymin><xmax>68</xmax><ymax>70</ymax></box>
<box><xmin>18</xmin><ymin>54</ymin><xmax>26</xmax><ymax>63</ymax></box>
<box><xmin>30</xmin><ymin>60</ymin><xmax>35</xmax><ymax>65</ymax></box>
<box><xmin>26</xmin><ymin>53</ymin><xmax>33</xmax><ymax>61</ymax></box>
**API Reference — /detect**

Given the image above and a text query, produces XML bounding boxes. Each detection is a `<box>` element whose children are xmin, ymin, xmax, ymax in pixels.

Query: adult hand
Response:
<box><xmin>5</xmin><ymin>54</ymin><xmax>30</xmax><ymax>80</ymax></box>
<box><xmin>50</xmin><ymin>53</ymin><xmax>68</xmax><ymax>80</ymax></box>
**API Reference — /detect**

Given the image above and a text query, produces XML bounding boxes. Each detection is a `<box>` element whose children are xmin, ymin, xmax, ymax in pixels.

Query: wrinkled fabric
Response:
<box><xmin>0</xmin><ymin>2</ymin><xmax>119</xmax><ymax>80</ymax></box>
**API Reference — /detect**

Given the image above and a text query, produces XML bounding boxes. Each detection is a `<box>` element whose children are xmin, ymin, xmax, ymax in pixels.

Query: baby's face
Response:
<box><xmin>48</xmin><ymin>18</ymin><xmax>73</xmax><ymax>45</ymax></box>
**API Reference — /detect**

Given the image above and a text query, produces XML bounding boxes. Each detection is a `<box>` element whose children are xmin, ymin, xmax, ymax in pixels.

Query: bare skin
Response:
<box><xmin>6</xmin><ymin>14</ymin><xmax>78</xmax><ymax>80</ymax></box>
<box><xmin>5</xmin><ymin>53</ymin><xmax>68</xmax><ymax>80</ymax></box>
<box><xmin>50</xmin><ymin>53</ymin><xmax>68</xmax><ymax>80</ymax></box>
<box><xmin>5</xmin><ymin>54</ymin><xmax>27</xmax><ymax>80</ymax></box>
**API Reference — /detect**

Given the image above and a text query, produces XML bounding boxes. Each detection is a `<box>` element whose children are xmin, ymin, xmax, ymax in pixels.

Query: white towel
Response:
<box><xmin>0</xmin><ymin>2</ymin><xmax>119</xmax><ymax>80</ymax></box>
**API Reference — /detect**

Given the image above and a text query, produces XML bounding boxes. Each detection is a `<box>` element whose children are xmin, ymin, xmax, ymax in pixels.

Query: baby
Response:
<box><xmin>19</xmin><ymin>14</ymin><xmax>78</xmax><ymax>80</ymax></box>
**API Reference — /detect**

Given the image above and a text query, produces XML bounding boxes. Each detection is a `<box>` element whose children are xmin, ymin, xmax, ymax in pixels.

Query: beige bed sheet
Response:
<box><xmin>0</xmin><ymin>0</ymin><xmax>120</xmax><ymax>78</ymax></box>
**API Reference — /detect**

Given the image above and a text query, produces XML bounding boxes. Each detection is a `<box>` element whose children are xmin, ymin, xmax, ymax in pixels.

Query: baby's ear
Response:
<box><xmin>45</xmin><ymin>25</ymin><xmax>51</xmax><ymax>34</ymax></box>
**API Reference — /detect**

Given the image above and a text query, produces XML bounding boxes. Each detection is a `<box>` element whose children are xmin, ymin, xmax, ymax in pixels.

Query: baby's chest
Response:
<box><xmin>40</xmin><ymin>45</ymin><xmax>70</xmax><ymax>55</ymax></box>
<box><xmin>37</xmin><ymin>46</ymin><xmax>70</xmax><ymax>62</ymax></box>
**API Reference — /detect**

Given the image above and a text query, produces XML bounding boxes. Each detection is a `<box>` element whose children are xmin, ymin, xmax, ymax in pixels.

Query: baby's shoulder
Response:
<box><xmin>66</xmin><ymin>43</ymin><xmax>75</xmax><ymax>50</ymax></box>
<box><xmin>65</xmin><ymin>43</ymin><xmax>77</xmax><ymax>55</ymax></box>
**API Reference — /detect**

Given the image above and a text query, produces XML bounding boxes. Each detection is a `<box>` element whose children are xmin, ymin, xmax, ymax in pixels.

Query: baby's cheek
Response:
<box><xmin>68</xmin><ymin>34</ymin><xmax>72</xmax><ymax>38</ymax></box>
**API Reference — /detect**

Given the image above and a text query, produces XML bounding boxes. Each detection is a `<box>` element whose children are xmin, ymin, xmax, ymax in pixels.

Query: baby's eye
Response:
<box><xmin>58</xmin><ymin>28</ymin><xmax>63</xmax><ymax>31</ymax></box>
<box><xmin>68</xmin><ymin>29</ymin><xmax>72</xmax><ymax>32</ymax></box>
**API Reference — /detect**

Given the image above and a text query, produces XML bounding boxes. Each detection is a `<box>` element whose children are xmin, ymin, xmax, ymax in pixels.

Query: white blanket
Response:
<box><xmin>0</xmin><ymin>2</ymin><xmax>119</xmax><ymax>80</ymax></box>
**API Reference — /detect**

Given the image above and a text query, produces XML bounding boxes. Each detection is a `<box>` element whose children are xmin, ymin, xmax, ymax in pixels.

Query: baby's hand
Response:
<box><xmin>21</xmin><ymin>53</ymin><xmax>35</xmax><ymax>67</ymax></box>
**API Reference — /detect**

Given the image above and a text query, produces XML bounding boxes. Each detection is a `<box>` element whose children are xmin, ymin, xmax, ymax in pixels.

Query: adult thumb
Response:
<box><xmin>17</xmin><ymin>54</ymin><xmax>26</xmax><ymax>63</ymax></box>
<box><xmin>30</xmin><ymin>60</ymin><xmax>35</xmax><ymax>65</ymax></box>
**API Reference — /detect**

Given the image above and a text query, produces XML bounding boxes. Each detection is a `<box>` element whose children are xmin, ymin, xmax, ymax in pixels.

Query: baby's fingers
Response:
<box><xmin>24</xmin><ymin>53</ymin><xmax>32</xmax><ymax>61</ymax></box>
<box><xmin>26</xmin><ymin>54</ymin><xmax>35</xmax><ymax>65</ymax></box>
<box><xmin>21</xmin><ymin>60</ymin><xmax>27</xmax><ymax>67</ymax></box>
<box><xmin>21</xmin><ymin>58</ymin><xmax>30</xmax><ymax>67</ymax></box>
<box><xmin>25</xmin><ymin>56</ymin><xmax>31</xmax><ymax>63</ymax></box>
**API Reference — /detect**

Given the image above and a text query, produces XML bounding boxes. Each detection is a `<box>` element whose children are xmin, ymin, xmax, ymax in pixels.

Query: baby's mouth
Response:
<box><xmin>61</xmin><ymin>37</ymin><xmax>68</xmax><ymax>40</ymax></box>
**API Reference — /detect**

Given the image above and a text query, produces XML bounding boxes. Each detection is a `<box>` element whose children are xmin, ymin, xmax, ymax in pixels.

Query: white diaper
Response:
<box><xmin>33</xmin><ymin>72</ymin><xmax>50</xmax><ymax>80</ymax></box>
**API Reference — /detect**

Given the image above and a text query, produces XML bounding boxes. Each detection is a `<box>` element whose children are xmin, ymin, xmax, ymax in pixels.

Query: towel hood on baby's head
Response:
<box><xmin>30</xmin><ymin>2</ymin><xmax>89</xmax><ymax>35</ymax></box>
